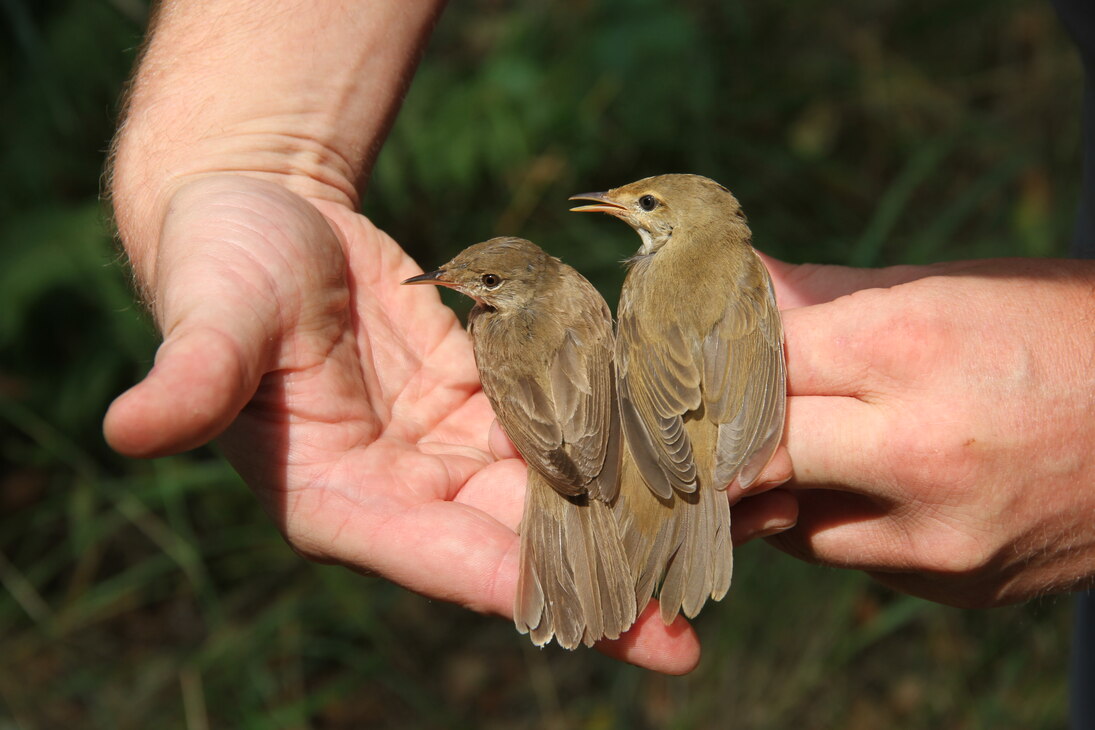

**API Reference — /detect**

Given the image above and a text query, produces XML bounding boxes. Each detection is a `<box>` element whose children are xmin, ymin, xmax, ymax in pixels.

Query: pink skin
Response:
<box><xmin>105</xmin><ymin>174</ymin><xmax>1095</xmax><ymax>671</ymax></box>
<box><xmin>105</xmin><ymin>175</ymin><xmax>727</xmax><ymax>673</ymax></box>
<box><xmin>106</xmin><ymin>0</ymin><xmax>788</xmax><ymax>673</ymax></box>
<box><xmin>763</xmin><ymin>255</ymin><xmax>1095</xmax><ymax>607</ymax></box>
<box><xmin>106</xmin><ymin>0</ymin><xmax>1095</xmax><ymax>674</ymax></box>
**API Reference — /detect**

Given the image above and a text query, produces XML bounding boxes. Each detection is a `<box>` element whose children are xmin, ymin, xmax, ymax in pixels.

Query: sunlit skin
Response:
<box><xmin>766</xmin><ymin>256</ymin><xmax>1095</xmax><ymax>607</ymax></box>
<box><xmin>104</xmin><ymin>0</ymin><xmax>1095</xmax><ymax>678</ymax></box>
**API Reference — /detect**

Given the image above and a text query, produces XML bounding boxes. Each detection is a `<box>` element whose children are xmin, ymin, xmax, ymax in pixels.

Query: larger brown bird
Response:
<box><xmin>403</xmin><ymin>237</ymin><xmax>635</xmax><ymax>648</ymax></box>
<box><xmin>571</xmin><ymin>174</ymin><xmax>786</xmax><ymax>624</ymax></box>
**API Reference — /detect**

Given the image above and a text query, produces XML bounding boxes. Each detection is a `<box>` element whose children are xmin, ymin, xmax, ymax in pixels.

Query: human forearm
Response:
<box><xmin>110</xmin><ymin>0</ymin><xmax>445</xmax><ymax>284</ymax></box>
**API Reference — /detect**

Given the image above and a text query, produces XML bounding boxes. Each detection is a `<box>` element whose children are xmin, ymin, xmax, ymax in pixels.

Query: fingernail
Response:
<box><xmin>756</xmin><ymin>520</ymin><xmax>796</xmax><ymax>539</ymax></box>
<box><xmin>740</xmin><ymin>474</ymin><xmax>791</xmax><ymax>492</ymax></box>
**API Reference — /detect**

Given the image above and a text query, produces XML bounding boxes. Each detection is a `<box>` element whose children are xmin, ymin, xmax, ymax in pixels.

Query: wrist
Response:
<box><xmin>109</xmin><ymin>126</ymin><xmax>357</xmax><ymax>289</ymax></box>
<box><xmin>108</xmin><ymin>0</ymin><xmax>445</xmax><ymax>284</ymax></box>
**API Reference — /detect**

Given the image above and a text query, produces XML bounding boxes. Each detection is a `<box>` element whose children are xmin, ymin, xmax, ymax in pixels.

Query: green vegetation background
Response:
<box><xmin>0</xmin><ymin>0</ymin><xmax>1081</xmax><ymax>727</ymax></box>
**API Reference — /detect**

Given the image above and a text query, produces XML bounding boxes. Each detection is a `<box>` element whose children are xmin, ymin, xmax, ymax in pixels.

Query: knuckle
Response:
<box><xmin>872</xmin><ymin>307</ymin><xmax>952</xmax><ymax>376</ymax></box>
<box><xmin>909</xmin><ymin>521</ymin><xmax>998</xmax><ymax>580</ymax></box>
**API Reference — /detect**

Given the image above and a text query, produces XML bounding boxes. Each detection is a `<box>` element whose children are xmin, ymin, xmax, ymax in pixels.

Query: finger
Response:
<box><xmin>105</xmin><ymin>177</ymin><xmax>342</xmax><ymax>458</ymax></box>
<box><xmin>759</xmin><ymin>254</ymin><xmax>941</xmax><ymax>309</ymax></box>
<box><xmin>330</xmin><ymin>493</ymin><xmax>524</xmax><ymax>617</ymax></box>
<box><xmin>781</xmin><ymin>301</ymin><xmax>889</xmax><ymax>398</ymax></box>
<box><xmin>104</xmin><ymin>234</ymin><xmax>283</xmax><ymax>458</ymax></box>
<box><xmin>104</xmin><ymin>325</ymin><xmax>269</xmax><ymax>457</ymax></box>
<box><xmin>453</xmin><ymin>455</ymin><xmax>527</xmax><ymax>531</ymax></box>
<box><xmin>312</xmin><ymin>484</ymin><xmax>703</xmax><ymax>673</ymax></box>
<box><xmin>488</xmin><ymin>419</ymin><xmax>521</xmax><ymax>460</ymax></box>
<box><xmin>736</xmin><ymin>445</ymin><xmax>792</xmax><ymax>494</ymax></box>
<box><xmin>759</xmin><ymin>255</ymin><xmax>879</xmax><ymax>308</ymax></box>
<box><xmin>784</xmin><ymin>394</ymin><xmax>891</xmax><ymax>492</ymax></box>
<box><xmin>730</xmin><ymin>489</ymin><xmax>798</xmax><ymax>545</ymax></box>
<box><xmin>596</xmin><ymin>602</ymin><xmax>702</xmax><ymax>675</ymax></box>
<box><xmin>304</xmin><ymin>456</ymin><xmax>704</xmax><ymax>674</ymax></box>
<box><xmin>364</xmin><ymin>502</ymin><xmax>703</xmax><ymax>674</ymax></box>
<box><xmin>765</xmin><ymin>490</ymin><xmax>920</xmax><ymax>573</ymax></box>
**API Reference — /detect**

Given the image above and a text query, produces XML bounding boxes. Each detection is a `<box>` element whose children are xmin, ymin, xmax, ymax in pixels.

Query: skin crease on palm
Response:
<box><xmin>103</xmin><ymin>0</ymin><xmax>1095</xmax><ymax>675</ymax></box>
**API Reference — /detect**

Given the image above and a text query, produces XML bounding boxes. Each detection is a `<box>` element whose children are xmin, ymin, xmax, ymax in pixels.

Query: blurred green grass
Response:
<box><xmin>0</xmin><ymin>0</ymin><xmax>1080</xmax><ymax>727</ymax></box>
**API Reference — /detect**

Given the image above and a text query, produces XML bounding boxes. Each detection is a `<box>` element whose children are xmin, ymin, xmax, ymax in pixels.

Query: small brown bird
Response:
<box><xmin>571</xmin><ymin>174</ymin><xmax>786</xmax><ymax>624</ymax></box>
<box><xmin>403</xmin><ymin>237</ymin><xmax>635</xmax><ymax>648</ymax></box>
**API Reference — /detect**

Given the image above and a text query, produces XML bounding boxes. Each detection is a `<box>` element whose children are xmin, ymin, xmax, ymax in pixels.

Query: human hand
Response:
<box><xmin>761</xmin><ymin>256</ymin><xmax>1095</xmax><ymax>606</ymax></box>
<box><xmin>104</xmin><ymin>173</ymin><xmax>522</xmax><ymax>589</ymax></box>
<box><xmin>104</xmin><ymin>173</ymin><xmax>798</xmax><ymax>671</ymax></box>
<box><xmin>100</xmin><ymin>0</ymin><xmax>807</xmax><ymax>674</ymax></box>
<box><xmin>100</xmin><ymin>0</ymin><xmax>712</xmax><ymax>674</ymax></box>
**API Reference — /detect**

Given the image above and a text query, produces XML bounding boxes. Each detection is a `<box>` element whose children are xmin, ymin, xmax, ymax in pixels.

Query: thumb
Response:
<box><xmin>104</xmin><ymin>324</ymin><xmax>271</xmax><ymax>458</ymax></box>
<box><xmin>104</xmin><ymin>176</ymin><xmax>343</xmax><ymax>458</ymax></box>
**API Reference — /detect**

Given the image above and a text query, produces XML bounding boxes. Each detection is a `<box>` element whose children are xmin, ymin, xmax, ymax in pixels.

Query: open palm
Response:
<box><xmin>106</xmin><ymin>174</ymin><xmax>526</xmax><ymax>611</ymax></box>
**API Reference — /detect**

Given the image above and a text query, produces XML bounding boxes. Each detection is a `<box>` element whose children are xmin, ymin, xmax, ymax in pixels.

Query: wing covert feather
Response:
<box><xmin>479</xmin><ymin>279</ymin><xmax>619</xmax><ymax>500</ymax></box>
<box><xmin>617</xmin><ymin>249</ymin><xmax>785</xmax><ymax>495</ymax></box>
<box><xmin>707</xmin><ymin>259</ymin><xmax>786</xmax><ymax>488</ymax></box>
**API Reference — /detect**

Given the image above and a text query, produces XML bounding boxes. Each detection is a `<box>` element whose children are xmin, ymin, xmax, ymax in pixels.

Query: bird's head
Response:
<box><xmin>402</xmin><ymin>236</ymin><xmax>558</xmax><ymax>311</ymax></box>
<box><xmin>569</xmin><ymin>173</ymin><xmax>746</xmax><ymax>256</ymax></box>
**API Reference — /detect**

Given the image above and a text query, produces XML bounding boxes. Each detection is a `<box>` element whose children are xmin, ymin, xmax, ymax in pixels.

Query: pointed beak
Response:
<box><xmin>401</xmin><ymin>268</ymin><xmax>454</xmax><ymax>287</ymax></box>
<box><xmin>568</xmin><ymin>191</ymin><xmax>628</xmax><ymax>216</ymax></box>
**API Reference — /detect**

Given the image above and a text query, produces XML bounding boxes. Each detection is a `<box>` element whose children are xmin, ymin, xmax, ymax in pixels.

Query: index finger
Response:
<box><xmin>782</xmin><ymin>296</ymin><xmax>888</xmax><ymax>398</ymax></box>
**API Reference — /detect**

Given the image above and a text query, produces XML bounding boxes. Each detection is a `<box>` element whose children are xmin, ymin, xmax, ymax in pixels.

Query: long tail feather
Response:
<box><xmin>614</xmin><ymin>420</ymin><xmax>733</xmax><ymax>624</ymax></box>
<box><xmin>514</xmin><ymin>471</ymin><xmax>636</xmax><ymax>648</ymax></box>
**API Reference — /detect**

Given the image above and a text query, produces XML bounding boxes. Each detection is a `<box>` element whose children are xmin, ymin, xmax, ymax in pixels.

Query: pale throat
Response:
<box><xmin>637</xmin><ymin>227</ymin><xmax>671</xmax><ymax>255</ymax></box>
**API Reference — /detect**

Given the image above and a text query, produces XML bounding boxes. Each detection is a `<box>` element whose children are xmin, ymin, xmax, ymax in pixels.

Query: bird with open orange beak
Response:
<box><xmin>571</xmin><ymin>174</ymin><xmax>786</xmax><ymax>624</ymax></box>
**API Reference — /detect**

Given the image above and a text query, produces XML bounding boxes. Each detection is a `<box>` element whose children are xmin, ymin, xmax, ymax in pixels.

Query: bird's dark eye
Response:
<box><xmin>481</xmin><ymin>273</ymin><xmax>502</xmax><ymax>289</ymax></box>
<box><xmin>638</xmin><ymin>194</ymin><xmax>659</xmax><ymax>211</ymax></box>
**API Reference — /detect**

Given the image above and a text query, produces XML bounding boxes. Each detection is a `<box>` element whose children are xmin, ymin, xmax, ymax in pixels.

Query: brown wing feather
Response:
<box><xmin>502</xmin><ymin>275</ymin><xmax>633</xmax><ymax>648</ymax></box>
<box><xmin>614</xmin><ymin>245</ymin><xmax>783</xmax><ymax>623</ymax></box>
<box><xmin>476</xmin><ymin>275</ymin><xmax>618</xmax><ymax>500</ymax></box>
<box><xmin>705</xmin><ymin>256</ymin><xmax>786</xmax><ymax>488</ymax></box>
<box><xmin>551</xmin><ymin>291</ymin><xmax>621</xmax><ymax>502</ymax></box>
<box><xmin>615</xmin><ymin>315</ymin><xmax>702</xmax><ymax>497</ymax></box>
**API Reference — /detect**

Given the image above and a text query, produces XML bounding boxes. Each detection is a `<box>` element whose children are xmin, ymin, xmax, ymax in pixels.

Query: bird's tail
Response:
<box><xmin>514</xmin><ymin>470</ymin><xmax>636</xmax><ymax>649</ymax></box>
<box><xmin>614</xmin><ymin>432</ymin><xmax>733</xmax><ymax>624</ymax></box>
